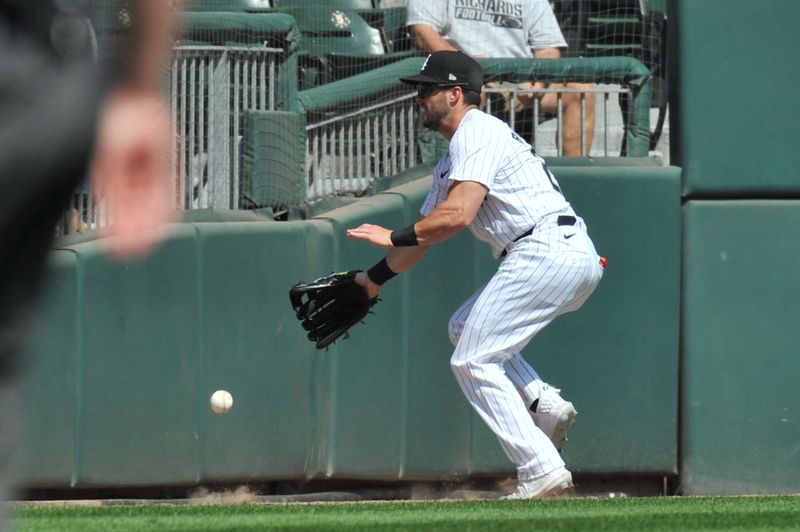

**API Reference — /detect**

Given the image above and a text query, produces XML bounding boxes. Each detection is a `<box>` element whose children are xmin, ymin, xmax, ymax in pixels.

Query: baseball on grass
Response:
<box><xmin>210</xmin><ymin>390</ymin><xmax>233</xmax><ymax>415</ymax></box>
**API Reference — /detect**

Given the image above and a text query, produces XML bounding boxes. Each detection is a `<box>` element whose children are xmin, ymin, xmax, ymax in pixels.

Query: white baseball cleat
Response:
<box><xmin>531</xmin><ymin>384</ymin><xmax>577</xmax><ymax>452</ymax></box>
<box><xmin>500</xmin><ymin>467</ymin><xmax>574</xmax><ymax>500</ymax></box>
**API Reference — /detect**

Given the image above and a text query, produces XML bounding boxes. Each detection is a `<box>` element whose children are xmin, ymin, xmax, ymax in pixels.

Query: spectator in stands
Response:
<box><xmin>406</xmin><ymin>0</ymin><xmax>595</xmax><ymax>157</ymax></box>
<box><xmin>0</xmin><ymin>1</ymin><xmax>176</xmax><ymax>525</ymax></box>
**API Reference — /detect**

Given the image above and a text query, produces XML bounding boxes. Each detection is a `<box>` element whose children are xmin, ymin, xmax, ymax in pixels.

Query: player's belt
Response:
<box><xmin>556</xmin><ymin>215</ymin><xmax>576</xmax><ymax>226</ymax></box>
<box><xmin>501</xmin><ymin>215</ymin><xmax>576</xmax><ymax>257</ymax></box>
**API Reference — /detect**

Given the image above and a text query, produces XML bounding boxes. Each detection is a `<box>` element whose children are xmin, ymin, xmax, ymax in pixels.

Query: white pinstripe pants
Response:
<box><xmin>448</xmin><ymin>217</ymin><xmax>603</xmax><ymax>481</ymax></box>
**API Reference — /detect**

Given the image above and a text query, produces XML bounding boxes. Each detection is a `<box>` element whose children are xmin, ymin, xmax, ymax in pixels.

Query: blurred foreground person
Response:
<box><xmin>0</xmin><ymin>1</ymin><xmax>177</xmax><ymax>528</ymax></box>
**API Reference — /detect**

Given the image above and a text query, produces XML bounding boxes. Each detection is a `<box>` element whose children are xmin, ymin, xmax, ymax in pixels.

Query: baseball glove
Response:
<box><xmin>288</xmin><ymin>270</ymin><xmax>379</xmax><ymax>349</ymax></box>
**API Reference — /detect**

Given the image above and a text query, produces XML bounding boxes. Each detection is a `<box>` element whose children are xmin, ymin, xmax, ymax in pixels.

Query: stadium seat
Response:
<box><xmin>272</xmin><ymin>1</ymin><xmax>411</xmax><ymax>52</ymax></box>
<box><xmin>552</xmin><ymin>0</ymin><xmax>643</xmax><ymax>59</ymax></box>
<box><xmin>353</xmin><ymin>6</ymin><xmax>411</xmax><ymax>53</ymax></box>
<box><xmin>273</xmin><ymin>0</ymin><xmax>375</xmax><ymax>8</ymax></box>
<box><xmin>182</xmin><ymin>0</ymin><xmax>273</xmax><ymax>11</ymax></box>
<box><xmin>270</xmin><ymin>5</ymin><xmax>412</xmax><ymax>88</ymax></box>
<box><xmin>180</xmin><ymin>1</ymin><xmax>412</xmax><ymax>87</ymax></box>
<box><xmin>276</xmin><ymin>6</ymin><xmax>384</xmax><ymax>56</ymax></box>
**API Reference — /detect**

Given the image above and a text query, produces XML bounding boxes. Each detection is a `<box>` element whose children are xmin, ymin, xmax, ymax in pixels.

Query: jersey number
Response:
<box><xmin>510</xmin><ymin>131</ymin><xmax>562</xmax><ymax>194</ymax></box>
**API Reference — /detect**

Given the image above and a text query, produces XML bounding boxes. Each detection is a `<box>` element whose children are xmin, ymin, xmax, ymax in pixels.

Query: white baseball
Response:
<box><xmin>210</xmin><ymin>390</ymin><xmax>233</xmax><ymax>414</ymax></box>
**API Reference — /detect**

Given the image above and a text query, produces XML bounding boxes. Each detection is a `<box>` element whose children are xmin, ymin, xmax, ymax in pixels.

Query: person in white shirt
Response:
<box><xmin>406</xmin><ymin>0</ymin><xmax>596</xmax><ymax>157</ymax></box>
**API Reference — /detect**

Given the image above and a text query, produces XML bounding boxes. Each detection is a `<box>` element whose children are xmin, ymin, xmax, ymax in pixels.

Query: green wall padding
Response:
<box><xmin>465</xmin><ymin>166</ymin><xmax>682</xmax><ymax>475</ymax></box>
<box><xmin>541</xmin><ymin>166</ymin><xmax>681</xmax><ymax>473</ymax></box>
<box><xmin>673</xmin><ymin>0</ymin><xmax>800</xmax><ymax>196</ymax></box>
<box><xmin>175</xmin><ymin>12</ymin><xmax>299</xmax><ymax>43</ymax></box>
<box><xmin>682</xmin><ymin>200</ymin><xmax>800</xmax><ymax>494</ymax></box>
<box><xmin>70</xmin><ymin>226</ymin><xmax>201</xmax><ymax>487</ymax></box>
<box><xmin>14</xmin><ymin>252</ymin><xmax>79</xmax><ymax>487</ymax></box>
<box><xmin>195</xmin><ymin>221</ymin><xmax>323</xmax><ymax>482</ymax></box>
<box><xmin>240</xmin><ymin>111</ymin><xmax>306</xmax><ymax>211</ymax></box>
<box><xmin>383</xmin><ymin>182</ymin><xmax>477</xmax><ymax>478</ymax></box>
<box><xmin>16</xmin><ymin>167</ymin><xmax>680</xmax><ymax>489</ymax></box>
<box><xmin>313</xmin><ymin>194</ymin><xmax>409</xmax><ymax>478</ymax></box>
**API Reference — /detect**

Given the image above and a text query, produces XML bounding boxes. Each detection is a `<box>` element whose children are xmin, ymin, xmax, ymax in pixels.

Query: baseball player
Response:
<box><xmin>346</xmin><ymin>51</ymin><xmax>604</xmax><ymax>499</ymax></box>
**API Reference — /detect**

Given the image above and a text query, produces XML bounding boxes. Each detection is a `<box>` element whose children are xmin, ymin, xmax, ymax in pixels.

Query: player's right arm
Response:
<box><xmin>350</xmin><ymin>178</ymin><xmax>486</xmax><ymax>296</ymax></box>
<box><xmin>347</xmin><ymin>180</ymin><xmax>486</xmax><ymax>252</ymax></box>
<box><xmin>413</xmin><ymin>180</ymin><xmax>486</xmax><ymax>245</ymax></box>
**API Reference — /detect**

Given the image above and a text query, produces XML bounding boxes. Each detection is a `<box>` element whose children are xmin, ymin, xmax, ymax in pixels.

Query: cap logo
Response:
<box><xmin>330</xmin><ymin>10</ymin><xmax>351</xmax><ymax>29</ymax></box>
<box><xmin>421</xmin><ymin>54</ymin><xmax>431</xmax><ymax>72</ymax></box>
<box><xmin>448</xmin><ymin>73</ymin><xmax>457</xmax><ymax>81</ymax></box>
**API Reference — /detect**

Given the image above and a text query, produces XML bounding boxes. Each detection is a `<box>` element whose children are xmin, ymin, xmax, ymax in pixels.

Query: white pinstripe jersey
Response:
<box><xmin>420</xmin><ymin>109</ymin><xmax>574</xmax><ymax>258</ymax></box>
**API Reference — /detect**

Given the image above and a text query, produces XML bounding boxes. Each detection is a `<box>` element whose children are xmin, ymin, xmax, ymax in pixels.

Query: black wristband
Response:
<box><xmin>390</xmin><ymin>224</ymin><xmax>419</xmax><ymax>247</ymax></box>
<box><xmin>367</xmin><ymin>258</ymin><xmax>398</xmax><ymax>286</ymax></box>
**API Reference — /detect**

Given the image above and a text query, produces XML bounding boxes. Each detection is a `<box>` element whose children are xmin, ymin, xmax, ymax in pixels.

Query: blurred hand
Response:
<box><xmin>90</xmin><ymin>89</ymin><xmax>176</xmax><ymax>260</ymax></box>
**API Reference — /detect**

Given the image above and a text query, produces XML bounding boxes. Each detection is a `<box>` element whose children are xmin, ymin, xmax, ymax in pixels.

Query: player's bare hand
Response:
<box><xmin>346</xmin><ymin>224</ymin><xmax>393</xmax><ymax>248</ymax></box>
<box><xmin>91</xmin><ymin>88</ymin><xmax>175</xmax><ymax>260</ymax></box>
<box><xmin>354</xmin><ymin>271</ymin><xmax>381</xmax><ymax>299</ymax></box>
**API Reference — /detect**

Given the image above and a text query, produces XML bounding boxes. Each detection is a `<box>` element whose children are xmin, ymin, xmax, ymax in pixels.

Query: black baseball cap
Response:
<box><xmin>400</xmin><ymin>51</ymin><xmax>483</xmax><ymax>93</ymax></box>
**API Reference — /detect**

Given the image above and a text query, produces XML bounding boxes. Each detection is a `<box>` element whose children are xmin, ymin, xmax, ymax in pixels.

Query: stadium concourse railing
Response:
<box><xmin>56</xmin><ymin>44</ymin><xmax>652</xmax><ymax>233</ymax></box>
<box><xmin>55</xmin><ymin>11</ymin><xmax>301</xmax><ymax>236</ymax></box>
<box><xmin>298</xmin><ymin>56</ymin><xmax>652</xmax><ymax>203</ymax></box>
<box><xmin>482</xmin><ymin>85</ymin><xmax>631</xmax><ymax>158</ymax></box>
<box><xmin>172</xmin><ymin>44</ymin><xmax>285</xmax><ymax>210</ymax></box>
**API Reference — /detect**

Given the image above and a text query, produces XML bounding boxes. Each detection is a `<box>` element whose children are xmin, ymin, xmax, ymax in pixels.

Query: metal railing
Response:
<box><xmin>56</xmin><ymin>43</ymin><xmax>286</xmax><ymax>237</ymax></box>
<box><xmin>171</xmin><ymin>44</ymin><xmax>284</xmax><ymax>210</ymax></box>
<box><xmin>483</xmin><ymin>84</ymin><xmax>631</xmax><ymax>158</ymax></box>
<box><xmin>303</xmin><ymin>84</ymin><xmax>629</xmax><ymax>201</ymax></box>
<box><xmin>56</xmin><ymin>55</ymin><xmax>650</xmax><ymax>235</ymax></box>
<box><xmin>305</xmin><ymin>93</ymin><xmax>419</xmax><ymax>201</ymax></box>
<box><xmin>55</xmin><ymin>187</ymin><xmax>105</xmax><ymax>238</ymax></box>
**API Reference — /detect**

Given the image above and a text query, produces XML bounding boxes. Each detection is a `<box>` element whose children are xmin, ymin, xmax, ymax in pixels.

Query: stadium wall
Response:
<box><xmin>671</xmin><ymin>0</ymin><xmax>800</xmax><ymax>494</ymax></box>
<box><xmin>16</xmin><ymin>0</ymin><xmax>800</xmax><ymax>497</ymax></box>
<box><xmin>13</xmin><ymin>167</ymin><xmax>680</xmax><ymax>490</ymax></box>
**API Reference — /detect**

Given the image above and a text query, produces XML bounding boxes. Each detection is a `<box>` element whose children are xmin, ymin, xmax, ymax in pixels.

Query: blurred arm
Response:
<box><xmin>411</xmin><ymin>23</ymin><xmax>458</xmax><ymax>53</ymax></box>
<box><xmin>90</xmin><ymin>0</ymin><xmax>180</xmax><ymax>260</ymax></box>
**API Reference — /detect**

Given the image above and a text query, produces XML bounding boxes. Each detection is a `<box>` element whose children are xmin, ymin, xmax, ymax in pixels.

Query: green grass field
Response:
<box><xmin>13</xmin><ymin>496</ymin><xmax>800</xmax><ymax>531</ymax></box>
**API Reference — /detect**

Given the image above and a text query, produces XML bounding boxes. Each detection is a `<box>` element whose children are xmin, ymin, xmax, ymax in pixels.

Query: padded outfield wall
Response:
<box><xmin>13</xmin><ymin>0</ymin><xmax>800</xmax><ymax>496</ymax></box>
<box><xmin>13</xmin><ymin>167</ymin><xmax>680</xmax><ymax>489</ymax></box>
<box><xmin>672</xmin><ymin>0</ymin><xmax>800</xmax><ymax>494</ymax></box>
